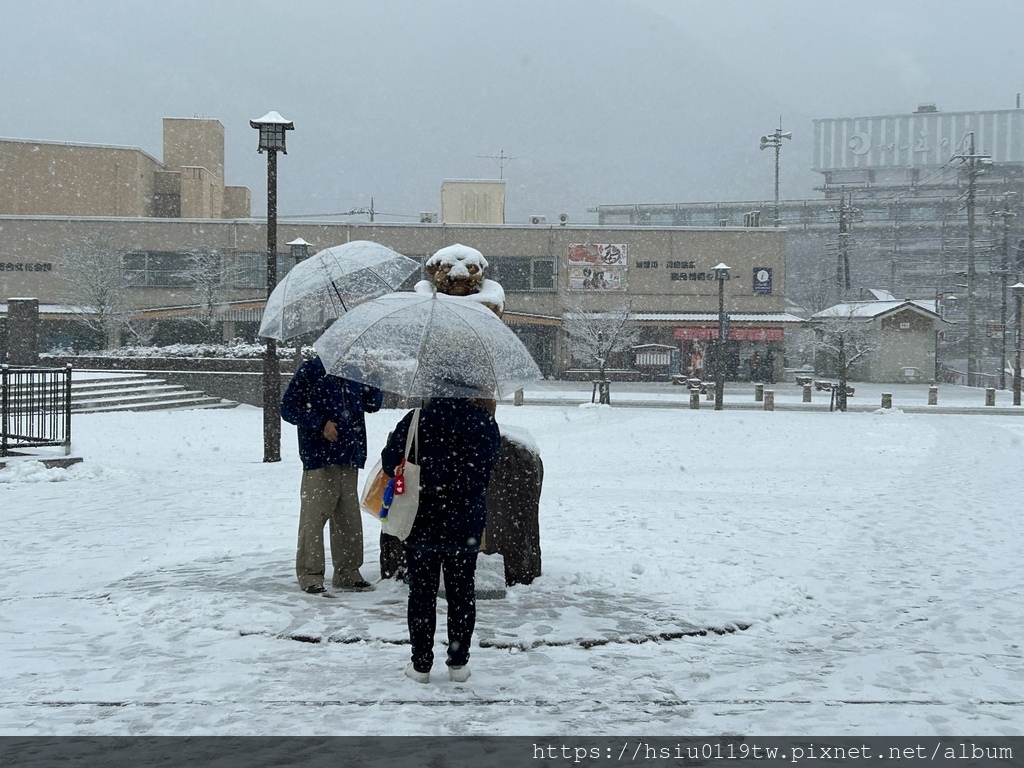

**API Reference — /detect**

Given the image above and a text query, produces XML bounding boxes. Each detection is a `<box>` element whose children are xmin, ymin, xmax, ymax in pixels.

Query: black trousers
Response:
<box><xmin>405</xmin><ymin>545</ymin><xmax>478</xmax><ymax>673</ymax></box>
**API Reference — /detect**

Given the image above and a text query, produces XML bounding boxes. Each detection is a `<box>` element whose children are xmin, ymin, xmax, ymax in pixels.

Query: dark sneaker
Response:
<box><xmin>303</xmin><ymin>584</ymin><xmax>327</xmax><ymax>594</ymax></box>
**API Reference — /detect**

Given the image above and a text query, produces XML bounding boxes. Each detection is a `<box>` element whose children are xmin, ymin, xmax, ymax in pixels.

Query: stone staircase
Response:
<box><xmin>71</xmin><ymin>373</ymin><xmax>240</xmax><ymax>413</ymax></box>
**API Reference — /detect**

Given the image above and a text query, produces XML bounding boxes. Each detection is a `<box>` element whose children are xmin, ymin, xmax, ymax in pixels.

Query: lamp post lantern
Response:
<box><xmin>251</xmin><ymin>111</ymin><xmax>294</xmax><ymax>464</ymax></box>
<box><xmin>714</xmin><ymin>263</ymin><xmax>731</xmax><ymax>410</ymax></box>
<box><xmin>287</xmin><ymin>237</ymin><xmax>312</xmax><ymax>264</ymax></box>
<box><xmin>1013</xmin><ymin>282</ymin><xmax>1024</xmax><ymax>406</ymax></box>
<box><xmin>759</xmin><ymin>120</ymin><xmax>791</xmax><ymax>227</ymax></box>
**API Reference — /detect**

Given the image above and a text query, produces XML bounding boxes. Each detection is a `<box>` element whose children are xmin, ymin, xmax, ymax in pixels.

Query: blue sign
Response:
<box><xmin>753</xmin><ymin>267</ymin><xmax>773</xmax><ymax>295</ymax></box>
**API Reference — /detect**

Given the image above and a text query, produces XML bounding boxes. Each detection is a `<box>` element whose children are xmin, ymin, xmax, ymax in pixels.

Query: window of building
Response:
<box><xmin>488</xmin><ymin>256</ymin><xmax>555</xmax><ymax>291</ymax></box>
<box><xmin>232</xmin><ymin>252</ymin><xmax>296</xmax><ymax>289</ymax></box>
<box><xmin>532</xmin><ymin>259</ymin><xmax>555</xmax><ymax>289</ymax></box>
<box><xmin>123</xmin><ymin>251</ymin><xmax>192</xmax><ymax>287</ymax></box>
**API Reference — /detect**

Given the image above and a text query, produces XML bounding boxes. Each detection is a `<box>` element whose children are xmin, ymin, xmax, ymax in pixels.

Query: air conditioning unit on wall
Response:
<box><xmin>529</xmin><ymin>215</ymin><xmax>547</xmax><ymax>225</ymax></box>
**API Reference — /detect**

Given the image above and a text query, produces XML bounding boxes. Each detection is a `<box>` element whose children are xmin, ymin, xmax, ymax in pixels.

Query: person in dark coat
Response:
<box><xmin>281</xmin><ymin>355</ymin><xmax>382</xmax><ymax>595</ymax></box>
<box><xmin>381</xmin><ymin>397</ymin><xmax>501</xmax><ymax>684</ymax></box>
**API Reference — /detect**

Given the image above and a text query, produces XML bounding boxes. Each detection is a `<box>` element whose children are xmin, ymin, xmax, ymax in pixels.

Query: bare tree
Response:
<box><xmin>561</xmin><ymin>295</ymin><xmax>641</xmax><ymax>404</ymax></box>
<box><xmin>791</xmin><ymin>261</ymin><xmax>840</xmax><ymax>314</ymax></box>
<box><xmin>56</xmin><ymin>231</ymin><xmax>134</xmax><ymax>348</ymax></box>
<box><xmin>811</xmin><ymin>314</ymin><xmax>890</xmax><ymax>411</ymax></box>
<box><xmin>182</xmin><ymin>248</ymin><xmax>229</xmax><ymax>328</ymax></box>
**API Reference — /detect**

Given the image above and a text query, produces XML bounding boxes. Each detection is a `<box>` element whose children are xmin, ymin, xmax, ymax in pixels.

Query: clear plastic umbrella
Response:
<box><xmin>258</xmin><ymin>240</ymin><xmax>420</xmax><ymax>340</ymax></box>
<box><xmin>314</xmin><ymin>292</ymin><xmax>542</xmax><ymax>399</ymax></box>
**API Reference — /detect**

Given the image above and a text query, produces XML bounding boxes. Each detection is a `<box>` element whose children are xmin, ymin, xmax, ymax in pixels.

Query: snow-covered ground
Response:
<box><xmin>1</xmin><ymin>387</ymin><xmax>1023</xmax><ymax>736</ymax></box>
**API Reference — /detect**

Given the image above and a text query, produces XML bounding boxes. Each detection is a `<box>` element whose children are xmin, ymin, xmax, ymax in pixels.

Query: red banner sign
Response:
<box><xmin>674</xmin><ymin>327</ymin><xmax>784</xmax><ymax>341</ymax></box>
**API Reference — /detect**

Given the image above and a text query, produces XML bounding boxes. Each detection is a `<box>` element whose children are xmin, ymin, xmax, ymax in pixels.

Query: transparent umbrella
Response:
<box><xmin>258</xmin><ymin>240</ymin><xmax>420</xmax><ymax>340</ymax></box>
<box><xmin>314</xmin><ymin>291</ymin><xmax>542</xmax><ymax>399</ymax></box>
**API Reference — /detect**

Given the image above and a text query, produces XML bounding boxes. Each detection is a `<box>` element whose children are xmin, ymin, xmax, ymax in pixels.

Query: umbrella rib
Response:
<box><xmin>447</xmin><ymin>304</ymin><xmax>502</xmax><ymax>396</ymax></box>
<box><xmin>319</xmin><ymin>254</ymin><xmax>348</xmax><ymax>313</ymax></box>
<box><xmin>407</xmin><ymin>297</ymin><xmax>440</xmax><ymax>396</ymax></box>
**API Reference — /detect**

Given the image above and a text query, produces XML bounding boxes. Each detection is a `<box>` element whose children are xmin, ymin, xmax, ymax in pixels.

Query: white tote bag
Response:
<box><xmin>382</xmin><ymin>408</ymin><xmax>421</xmax><ymax>541</ymax></box>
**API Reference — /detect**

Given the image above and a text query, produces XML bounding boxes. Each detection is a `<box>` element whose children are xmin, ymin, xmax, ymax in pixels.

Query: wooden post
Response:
<box><xmin>754</xmin><ymin>383</ymin><xmax>764</xmax><ymax>402</ymax></box>
<box><xmin>802</xmin><ymin>384</ymin><xmax>812</xmax><ymax>403</ymax></box>
<box><xmin>928</xmin><ymin>386</ymin><xmax>938</xmax><ymax>405</ymax></box>
<box><xmin>881</xmin><ymin>393</ymin><xmax>892</xmax><ymax>409</ymax></box>
<box><xmin>764</xmin><ymin>390</ymin><xmax>775</xmax><ymax>411</ymax></box>
<box><xmin>985</xmin><ymin>387</ymin><xmax>996</xmax><ymax>406</ymax></box>
<box><xmin>690</xmin><ymin>391</ymin><xmax>700</xmax><ymax>409</ymax></box>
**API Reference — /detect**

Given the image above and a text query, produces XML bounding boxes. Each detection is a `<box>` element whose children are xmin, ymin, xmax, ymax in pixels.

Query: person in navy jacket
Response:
<box><xmin>381</xmin><ymin>397</ymin><xmax>501</xmax><ymax>683</ymax></box>
<box><xmin>281</xmin><ymin>355</ymin><xmax>382</xmax><ymax>595</ymax></box>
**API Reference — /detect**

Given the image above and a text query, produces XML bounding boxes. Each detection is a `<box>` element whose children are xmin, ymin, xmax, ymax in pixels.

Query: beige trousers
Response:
<box><xmin>295</xmin><ymin>464</ymin><xmax>363</xmax><ymax>590</ymax></box>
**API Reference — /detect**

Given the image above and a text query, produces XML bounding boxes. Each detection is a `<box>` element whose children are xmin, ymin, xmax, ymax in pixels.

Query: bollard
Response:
<box><xmin>705</xmin><ymin>388</ymin><xmax>714</xmax><ymax>401</ymax></box>
<box><xmin>928</xmin><ymin>386</ymin><xmax>938</xmax><ymax>406</ymax></box>
<box><xmin>986</xmin><ymin>387</ymin><xmax>996</xmax><ymax>406</ymax></box>
<box><xmin>689</xmin><ymin>391</ymin><xmax>700</xmax><ymax>409</ymax></box>
<box><xmin>754</xmin><ymin>383</ymin><xmax>764</xmax><ymax>402</ymax></box>
<box><xmin>881</xmin><ymin>393</ymin><xmax>892</xmax><ymax>409</ymax></box>
<box><xmin>513</xmin><ymin>388</ymin><xmax>524</xmax><ymax>406</ymax></box>
<box><xmin>802</xmin><ymin>384</ymin><xmax>812</xmax><ymax>403</ymax></box>
<box><xmin>764</xmin><ymin>390</ymin><xmax>775</xmax><ymax>411</ymax></box>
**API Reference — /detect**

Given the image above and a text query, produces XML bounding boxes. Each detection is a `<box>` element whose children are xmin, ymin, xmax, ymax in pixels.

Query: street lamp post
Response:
<box><xmin>714</xmin><ymin>263</ymin><xmax>731</xmax><ymax>410</ymax></box>
<box><xmin>1013</xmin><ymin>282</ymin><xmax>1024</xmax><ymax>406</ymax></box>
<box><xmin>759</xmin><ymin>121</ymin><xmax>792</xmax><ymax>227</ymax></box>
<box><xmin>251</xmin><ymin>111</ymin><xmax>294</xmax><ymax>464</ymax></box>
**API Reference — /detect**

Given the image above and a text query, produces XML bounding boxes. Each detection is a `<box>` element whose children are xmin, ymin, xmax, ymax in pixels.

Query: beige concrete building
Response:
<box><xmin>0</xmin><ymin>116</ymin><xmax>798</xmax><ymax>379</ymax></box>
<box><xmin>0</xmin><ymin>215</ymin><xmax>797</xmax><ymax>378</ymax></box>
<box><xmin>0</xmin><ymin>118</ymin><xmax>250</xmax><ymax>219</ymax></box>
<box><xmin>440</xmin><ymin>180</ymin><xmax>505</xmax><ymax>224</ymax></box>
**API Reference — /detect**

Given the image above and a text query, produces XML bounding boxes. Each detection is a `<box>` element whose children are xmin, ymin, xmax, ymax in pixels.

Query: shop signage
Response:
<box><xmin>674</xmin><ymin>327</ymin><xmax>784</xmax><ymax>341</ymax></box>
<box><xmin>568</xmin><ymin>243</ymin><xmax>626</xmax><ymax>292</ymax></box>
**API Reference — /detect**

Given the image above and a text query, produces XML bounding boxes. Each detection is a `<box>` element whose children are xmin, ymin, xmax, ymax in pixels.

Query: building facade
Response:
<box><xmin>595</xmin><ymin>105</ymin><xmax>1024</xmax><ymax>380</ymax></box>
<box><xmin>0</xmin><ymin>216</ymin><xmax>797</xmax><ymax>379</ymax></box>
<box><xmin>0</xmin><ymin>117</ymin><xmax>797</xmax><ymax>380</ymax></box>
<box><xmin>0</xmin><ymin>118</ymin><xmax>251</xmax><ymax>219</ymax></box>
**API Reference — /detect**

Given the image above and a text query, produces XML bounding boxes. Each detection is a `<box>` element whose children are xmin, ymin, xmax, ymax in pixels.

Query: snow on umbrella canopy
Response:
<box><xmin>314</xmin><ymin>291</ymin><xmax>542</xmax><ymax>399</ymax></box>
<box><xmin>258</xmin><ymin>240</ymin><xmax>420</xmax><ymax>341</ymax></box>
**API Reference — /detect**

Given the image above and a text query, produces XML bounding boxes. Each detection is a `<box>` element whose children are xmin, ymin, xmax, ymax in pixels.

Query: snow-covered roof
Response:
<box><xmin>865</xmin><ymin>288</ymin><xmax>898</xmax><ymax>301</ymax></box>
<box><xmin>0</xmin><ymin>303</ymin><xmax>96</xmax><ymax>316</ymax></box>
<box><xmin>811</xmin><ymin>299</ymin><xmax>941</xmax><ymax>321</ymax></box>
<box><xmin>632</xmin><ymin>312</ymin><xmax>806</xmax><ymax>324</ymax></box>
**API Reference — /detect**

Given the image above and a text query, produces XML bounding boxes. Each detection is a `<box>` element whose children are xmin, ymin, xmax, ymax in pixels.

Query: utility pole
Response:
<box><xmin>889</xmin><ymin>200</ymin><xmax>901</xmax><ymax>296</ymax></box>
<box><xmin>829</xmin><ymin>192</ymin><xmax>856</xmax><ymax>297</ymax></box>
<box><xmin>478</xmin><ymin>149</ymin><xmax>517</xmax><ymax>179</ymax></box>
<box><xmin>990</xmin><ymin>191</ymin><xmax>1017</xmax><ymax>389</ymax></box>
<box><xmin>953</xmin><ymin>131</ymin><xmax>991</xmax><ymax>387</ymax></box>
<box><xmin>759</xmin><ymin>119</ymin><xmax>792</xmax><ymax>227</ymax></box>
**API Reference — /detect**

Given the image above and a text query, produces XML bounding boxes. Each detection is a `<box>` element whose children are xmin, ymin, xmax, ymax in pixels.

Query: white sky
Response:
<box><xmin>2</xmin><ymin>1</ymin><xmax>1023</xmax><ymax>222</ymax></box>
<box><xmin>2</xmin><ymin>382</ymin><xmax>1024</xmax><ymax>735</ymax></box>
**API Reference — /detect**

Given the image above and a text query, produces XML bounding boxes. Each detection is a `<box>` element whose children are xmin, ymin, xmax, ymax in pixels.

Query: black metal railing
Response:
<box><xmin>1</xmin><ymin>365</ymin><xmax>73</xmax><ymax>457</ymax></box>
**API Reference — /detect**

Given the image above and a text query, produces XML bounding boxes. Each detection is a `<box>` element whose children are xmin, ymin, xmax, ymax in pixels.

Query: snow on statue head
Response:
<box><xmin>416</xmin><ymin>243</ymin><xmax>506</xmax><ymax>317</ymax></box>
<box><xmin>425</xmin><ymin>244</ymin><xmax>486</xmax><ymax>296</ymax></box>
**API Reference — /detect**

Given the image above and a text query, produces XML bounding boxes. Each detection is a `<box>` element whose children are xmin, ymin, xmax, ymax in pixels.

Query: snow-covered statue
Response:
<box><xmin>380</xmin><ymin>243</ymin><xmax>543</xmax><ymax>586</ymax></box>
<box><xmin>415</xmin><ymin>243</ymin><xmax>506</xmax><ymax>322</ymax></box>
